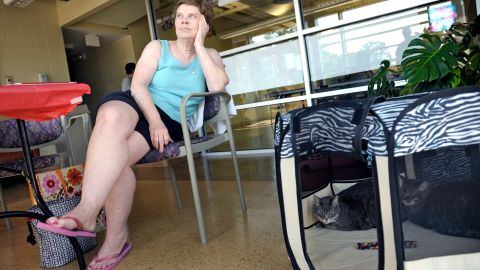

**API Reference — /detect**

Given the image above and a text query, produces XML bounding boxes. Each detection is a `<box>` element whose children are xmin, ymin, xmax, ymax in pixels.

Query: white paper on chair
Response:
<box><xmin>187</xmin><ymin>99</ymin><xmax>205</xmax><ymax>132</ymax></box>
<box><xmin>187</xmin><ymin>93</ymin><xmax>236</xmax><ymax>134</ymax></box>
<box><xmin>211</xmin><ymin>98</ymin><xmax>236</xmax><ymax>134</ymax></box>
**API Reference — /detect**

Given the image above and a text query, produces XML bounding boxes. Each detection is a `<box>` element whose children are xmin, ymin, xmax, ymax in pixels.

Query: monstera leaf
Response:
<box><xmin>470</xmin><ymin>46</ymin><xmax>480</xmax><ymax>72</ymax></box>
<box><xmin>368</xmin><ymin>60</ymin><xmax>391</xmax><ymax>97</ymax></box>
<box><xmin>463</xmin><ymin>45</ymin><xmax>480</xmax><ymax>85</ymax></box>
<box><xmin>401</xmin><ymin>34</ymin><xmax>460</xmax><ymax>85</ymax></box>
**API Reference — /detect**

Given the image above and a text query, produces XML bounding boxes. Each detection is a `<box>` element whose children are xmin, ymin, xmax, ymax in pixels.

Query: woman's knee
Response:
<box><xmin>96</xmin><ymin>102</ymin><xmax>136</xmax><ymax>127</ymax></box>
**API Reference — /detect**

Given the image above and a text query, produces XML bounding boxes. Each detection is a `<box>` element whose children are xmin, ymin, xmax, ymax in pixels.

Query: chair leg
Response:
<box><xmin>167</xmin><ymin>160</ymin><xmax>182</xmax><ymax>209</ymax></box>
<box><xmin>64</xmin><ymin>134</ymin><xmax>74</xmax><ymax>167</ymax></box>
<box><xmin>226</xmin><ymin>123</ymin><xmax>247</xmax><ymax>210</ymax></box>
<box><xmin>185</xmin><ymin>151</ymin><xmax>207</xmax><ymax>244</ymax></box>
<box><xmin>82</xmin><ymin>113</ymin><xmax>93</xmax><ymax>143</ymax></box>
<box><xmin>201</xmin><ymin>155</ymin><xmax>213</xmax><ymax>197</ymax></box>
<box><xmin>0</xmin><ymin>183</ymin><xmax>13</xmax><ymax>229</ymax></box>
<box><xmin>59</xmin><ymin>152</ymin><xmax>68</xmax><ymax>168</ymax></box>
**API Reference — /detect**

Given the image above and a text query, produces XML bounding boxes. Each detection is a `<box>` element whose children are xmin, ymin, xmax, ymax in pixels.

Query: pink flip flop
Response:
<box><xmin>36</xmin><ymin>216</ymin><xmax>96</xmax><ymax>238</ymax></box>
<box><xmin>87</xmin><ymin>241</ymin><xmax>132</xmax><ymax>270</ymax></box>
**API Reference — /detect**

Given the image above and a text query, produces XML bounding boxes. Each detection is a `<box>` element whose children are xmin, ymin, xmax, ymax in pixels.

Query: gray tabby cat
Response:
<box><xmin>400</xmin><ymin>175</ymin><xmax>480</xmax><ymax>239</ymax></box>
<box><xmin>313</xmin><ymin>180</ymin><xmax>377</xmax><ymax>230</ymax></box>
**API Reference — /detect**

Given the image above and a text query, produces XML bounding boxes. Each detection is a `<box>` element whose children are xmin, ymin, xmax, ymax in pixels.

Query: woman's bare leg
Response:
<box><xmin>95</xmin><ymin>131</ymin><xmax>149</xmax><ymax>259</ymax></box>
<box><xmin>86</xmin><ymin>131</ymin><xmax>149</xmax><ymax>270</ymax></box>
<box><xmin>46</xmin><ymin>101</ymin><xmax>146</xmax><ymax>231</ymax></box>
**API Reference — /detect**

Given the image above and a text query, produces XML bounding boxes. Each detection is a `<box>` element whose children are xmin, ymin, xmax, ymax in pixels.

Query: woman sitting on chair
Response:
<box><xmin>36</xmin><ymin>0</ymin><xmax>228</xmax><ymax>269</ymax></box>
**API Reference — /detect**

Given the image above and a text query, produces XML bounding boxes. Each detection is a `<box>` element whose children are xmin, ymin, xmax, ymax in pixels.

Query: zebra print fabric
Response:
<box><xmin>292</xmin><ymin>107</ymin><xmax>360</xmax><ymax>157</ymax></box>
<box><xmin>275</xmin><ymin>112</ymin><xmax>296</xmax><ymax>158</ymax></box>
<box><xmin>414</xmin><ymin>146</ymin><xmax>477</xmax><ymax>184</ymax></box>
<box><xmin>275</xmin><ymin>90</ymin><xmax>480</xmax><ymax>159</ymax></box>
<box><xmin>275</xmin><ymin>98</ymin><xmax>417</xmax><ymax>159</ymax></box>
<box><xmin>363</xmin><ymin>98</ymin><xmax>417</xmax><ymax>157</ymax></box>
<box><xmin>393</xmin><ymin>91</ymin><xmax>480</xmax><ymax>157</ymax></box>
<box><xmin>274</xmin><ymin>112</ymin><xmax>289</xmax><ymax>147</ymax></box>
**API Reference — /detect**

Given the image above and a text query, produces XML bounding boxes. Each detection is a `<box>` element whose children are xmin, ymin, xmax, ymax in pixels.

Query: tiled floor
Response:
<box><xmin>0</xmin><ymin>155</ymin><xmax>291</xmax><ymax>270</ymax></box>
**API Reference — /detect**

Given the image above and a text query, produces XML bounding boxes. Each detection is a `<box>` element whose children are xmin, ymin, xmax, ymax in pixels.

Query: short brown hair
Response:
<box><xmin>173</xmin><ymin>0</ymin><xmax>214</xmax><ymax>28</ymax></box>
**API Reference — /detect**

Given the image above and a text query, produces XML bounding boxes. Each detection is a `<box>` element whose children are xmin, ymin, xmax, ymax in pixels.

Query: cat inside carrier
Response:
<box><xmin>378</xmin><ymin>87</ymin><xmax>480</xmax><ymax>270</ymax></box>
<box><xmin>300</xmin><ymin>154</ymin><xmax>378</xmax><ymax>270</ymax></box>
<box><xmin>393</xmin><ymin>145</ymin><xmax>480</xmax><ymax>263</ymax></box>
<box><xmin>275</xmin><ymin>97</ymin><xmax>382</xmax><ymax>270</ymax></box>
<box><xmin>275</xmin><ymin>86</ymin><xmax>480</xmax><ymax>270</ymax></box>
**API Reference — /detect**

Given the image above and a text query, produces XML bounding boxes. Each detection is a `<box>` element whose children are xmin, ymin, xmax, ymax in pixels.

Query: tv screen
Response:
<box><xmin>428</xmin><ymin>2</ymin><xmax>457</xmax><ymax>32</ymax></box>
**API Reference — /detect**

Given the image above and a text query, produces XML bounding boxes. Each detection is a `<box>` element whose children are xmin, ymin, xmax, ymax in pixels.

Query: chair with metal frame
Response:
<box><xmin>64</xmin><ymin>104</ymin><xmax>93</xmax><ymax>165</ymax></box>
<box><xmin>136</xmin><ymin>91</ymin><xmax>247</xmax><ymax>244</ymax></box>
<box><xmin>0</xmin><ymin>116</ymin><xmax>73</xmax><ymax>229</ymax></box>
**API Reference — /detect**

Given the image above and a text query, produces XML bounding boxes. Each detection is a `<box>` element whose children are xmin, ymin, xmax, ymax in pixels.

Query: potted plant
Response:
<box><xmin>368</xmin><ymin>15</ymin><xmax>480</xmax><ymax>97</ymax></box>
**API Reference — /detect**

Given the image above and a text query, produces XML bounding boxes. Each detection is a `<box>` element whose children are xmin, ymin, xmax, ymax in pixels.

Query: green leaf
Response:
<box><xmin>469</xmin><ymin>46</ymin><xmax>480</xmax><ymax>71</ymax></box>
<box><xmin>401</xmin><ymin>33</ymin><xmax>460</xmax><ymax>85</ymax></box>
<box><xmin>368</xmin><ymin>60</ymin><xmax>392</xmax><ymax>97</ymax></box>
<box><xmin>450</xmin><ymin>69</ymin><xmax>462</xmax><ymax>87</ymax></box>
<box><xmin>400</xmin><ymin>85</ymin><xmax>413</xmax><ymax>96</ymax></box>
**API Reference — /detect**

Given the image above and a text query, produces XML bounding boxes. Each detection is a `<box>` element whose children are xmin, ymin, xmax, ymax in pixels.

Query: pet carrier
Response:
<box><xmin>275</xmin><ymin>86</ymin><xmax>480</xmax><ymax>270</ymax></box>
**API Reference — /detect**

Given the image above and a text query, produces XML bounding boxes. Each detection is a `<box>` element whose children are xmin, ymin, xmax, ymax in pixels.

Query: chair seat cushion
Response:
<box><xmin>0</xmin><ymin>154</ymin><xmax>60</xmax><ymax>178</ymax></box>
<box><xmin>138</xmin><ymin>136</ymin><xmax>213</xmax><ymax>164</ymax></box>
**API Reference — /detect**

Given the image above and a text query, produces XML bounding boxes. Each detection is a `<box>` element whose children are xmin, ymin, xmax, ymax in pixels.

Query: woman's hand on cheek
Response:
<box><xmin>149</xmin><ymin>121</ymin><xmax>173</xmax><ymax>153</ymax></box>
<box><xmin>194</xmin><ymin>15</ymin><xmax>209</xmax><ymax>48</ymax></box>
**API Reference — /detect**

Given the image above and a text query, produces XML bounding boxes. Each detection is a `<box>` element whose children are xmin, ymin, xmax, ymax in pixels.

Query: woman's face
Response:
<box><xmin>174</xmin><ymin>4</ymin><xmax>202</xmax><ymax>40</ymax></box>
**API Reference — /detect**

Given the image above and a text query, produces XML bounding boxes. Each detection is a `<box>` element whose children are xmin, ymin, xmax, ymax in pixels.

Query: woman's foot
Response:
<box><xmin>37</xmin><ymin>215</ymin><xmax>96</xmax><ymax>237</ymax></box>
<box><xmin>42</xmin><ymin>207</ymin><xmax>98</xmax><ymax>233</ymax></box>
<box><xmin>88</xmin><ymin>229</ymin><xmax>130</xmax><ymax>270</ymax></box>
<box><xmin>87</xmin><ymin>241</ymin><xmax>132</xmax><ymax>270</ymax></box>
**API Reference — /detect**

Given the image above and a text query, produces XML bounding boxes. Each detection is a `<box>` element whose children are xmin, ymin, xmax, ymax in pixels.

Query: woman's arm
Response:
<box><xmin>194</xmin><ymin>15</ymin><xmax>229</xmax><ymax>92</ymax></box>
<box><xmin>131</xmin><ymin>40</ymin><xmax>173</xmax><ymax>152</ymax></box>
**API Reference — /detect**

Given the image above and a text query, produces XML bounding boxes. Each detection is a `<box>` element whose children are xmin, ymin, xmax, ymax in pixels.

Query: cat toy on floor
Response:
<box><xmin>356</xmin><ymin>240</ymin><xmax>417</xmax><ymax>250</ymax></box>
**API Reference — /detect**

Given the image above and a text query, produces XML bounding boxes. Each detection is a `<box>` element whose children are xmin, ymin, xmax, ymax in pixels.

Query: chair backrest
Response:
<box><xmin>0</xmin><ymin>117</ymin><xmax>72</xmax><ymax>160</ymax></box>
<box><xmin>0</xmin><ymin>118</ymin><xmax>63</xmax><ymax>149</ymax></box>
<box><xmin>0</xmin><ymin>116</ymin><xmax>73</xmax><ymax>178</ymax></box>
<box><xmin>202</xmin><ymin>94</ymin><xmax>229</xmax><ymax>126</ymax></box>
<box><xmin>203</xmin><ymin>95</ymin><xmax>221</xmax><ymax>121</ymax></box>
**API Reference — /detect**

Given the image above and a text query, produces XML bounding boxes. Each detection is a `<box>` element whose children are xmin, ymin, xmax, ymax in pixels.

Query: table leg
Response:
<box><xmin>13</xmin><ymin>119</ymin><xmax>87</xmax><ymax>270</ymax></box>
<box><xmin>16</xmin><ymin>119</ymin><xmax>51</xmax><ymax>215</ymax></box>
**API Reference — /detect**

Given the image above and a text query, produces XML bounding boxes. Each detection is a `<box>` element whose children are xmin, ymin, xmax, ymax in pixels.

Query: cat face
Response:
<box><xmin>314</xmin><ymin>195</ymin><xmax>340</xmax><ymax>225</ymax></box>
<box><xmin>399</xmin><ymin>175</ymin><xmax>431</xmax><ymax>206</ymax></box>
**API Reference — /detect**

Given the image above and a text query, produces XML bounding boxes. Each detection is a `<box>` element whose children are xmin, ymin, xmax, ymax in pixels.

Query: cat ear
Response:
<box><xmin>398</xmin><ymin>173</ymin><xmax>405</xmax><ymax>188</ymax></box>
<box><xmin>332</xmin><ymin>196</ymin><xmax>339</xmax><ymax>205</ymax></box>
<box><xmin>419</xmin><ymin>181</ymin><xmax>430</xmax><ymax>192</ymax></box>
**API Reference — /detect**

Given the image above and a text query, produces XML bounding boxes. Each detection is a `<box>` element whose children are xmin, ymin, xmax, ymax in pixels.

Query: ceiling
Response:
<box><xmin>209</xmin><ymin>0</ymin><xmax>383</xmax><ymax>39</ymax></box>
<box><xmin>85</xmin><ymin>0</ymin><xmax>147</xmax><ymax>29</ymax></box>
<box><xmin>62</xmin><ymin>0</ymin><xmax>383</xmax><ymax>57</ymax></box>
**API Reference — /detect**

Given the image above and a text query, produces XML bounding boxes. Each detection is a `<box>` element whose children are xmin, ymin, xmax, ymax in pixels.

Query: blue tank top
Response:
<box><xmin>148</xmin><ymin>40</ymin><xmax>206</xmax><ymax>123</ymax></box>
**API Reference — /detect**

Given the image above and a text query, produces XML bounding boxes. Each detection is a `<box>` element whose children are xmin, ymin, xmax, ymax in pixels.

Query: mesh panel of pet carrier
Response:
<box><xmin>395</xmin><ymin>144</ymin><xmax>480</xmax><ymax>262</ymax></box>
<box><xmin>305</xmin><ymin>178</ymin><xmax>379</xmax><ymax>270</ymax></box>
<box><xmin>291</xmin><ymin>104</ymin><xmax>367</xmax><ymax>160</ymax></box>
<box><xmin>299</xmin><ymin>153</ymin><xmax>372</xmax><ymax>194</ymax></box>
<box><xmin>298</xmin><ymin>153</ymin><xmax>377</xmax><ymax>270</ymax></box>
<box><xmin>282</xmin><ymin>98</ymin><xmax>380</xmax><ymax>270</ymax></box>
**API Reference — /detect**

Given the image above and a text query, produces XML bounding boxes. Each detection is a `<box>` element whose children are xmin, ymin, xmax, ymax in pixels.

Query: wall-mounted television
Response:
<box><xmin>428</xmin><ymin>1</ymin><xmax>457</xmax><ymax>32</ymax></box>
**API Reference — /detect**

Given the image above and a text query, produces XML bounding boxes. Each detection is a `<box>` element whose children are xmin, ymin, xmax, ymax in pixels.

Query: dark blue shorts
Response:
<box><xmin>97</xmin><ymin>90</ymin><xmax>183</xmax><ymax>149</ymax></box>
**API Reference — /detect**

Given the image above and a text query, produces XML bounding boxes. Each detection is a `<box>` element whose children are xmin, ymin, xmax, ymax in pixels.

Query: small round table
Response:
<box><xmin>0</xmin><ymin>82</ymin><xmax>91</xmax><ymax>270</ymax></box>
